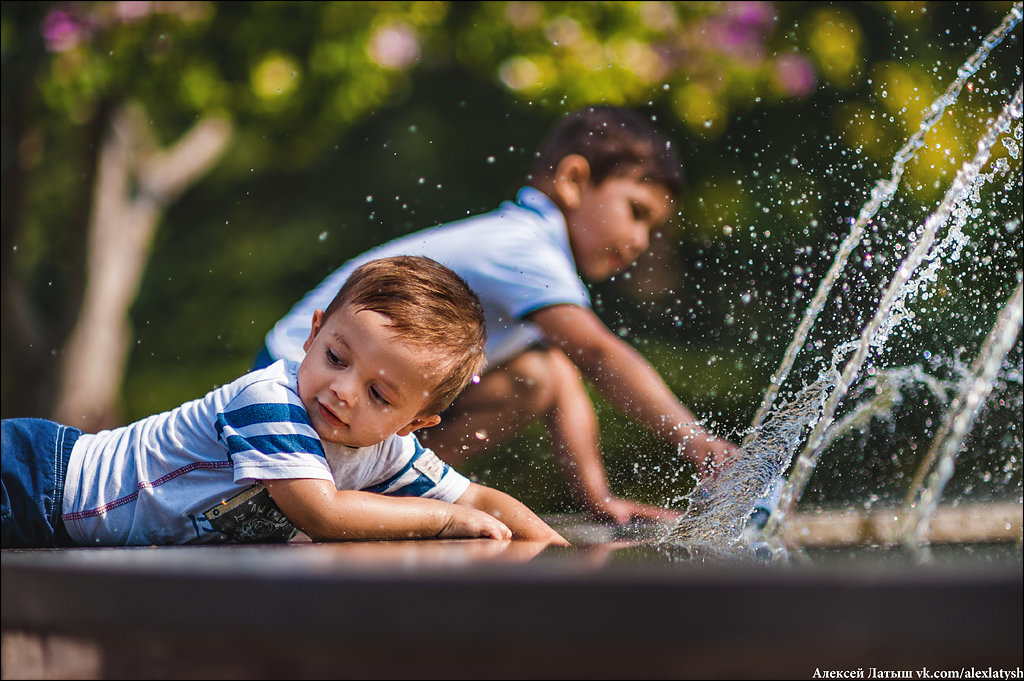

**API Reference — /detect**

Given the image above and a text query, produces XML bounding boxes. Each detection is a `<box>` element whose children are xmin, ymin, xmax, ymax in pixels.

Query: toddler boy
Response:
<box><xmin>2</xmin><ymin>256</ymin><xmax>567</xmax><ymax>548</ymax></box>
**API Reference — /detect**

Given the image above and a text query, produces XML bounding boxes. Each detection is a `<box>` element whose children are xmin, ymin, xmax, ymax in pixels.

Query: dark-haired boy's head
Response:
<box><xmin>527</xmin><ymin>107</ymin><xmax>681</xmax><ymax>282</ymax></box>
<box><xmin>530</xmin><ymin>105</ymin><xmax>683</xmax><ymax>197</ymax></box>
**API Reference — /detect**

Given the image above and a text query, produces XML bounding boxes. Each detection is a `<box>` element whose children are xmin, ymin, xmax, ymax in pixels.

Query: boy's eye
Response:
<box><xmin>631</xmin><ymin>202</ymin><xmax>648</xmax><ymax>221</ymax></box>
<box><xmin>326</xmin><ymin>348</ymin><xmax>347</xmax><ymax>367</ymax></box>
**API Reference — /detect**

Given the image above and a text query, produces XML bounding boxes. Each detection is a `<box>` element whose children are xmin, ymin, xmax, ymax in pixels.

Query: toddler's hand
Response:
<box><xmin>438</xmin><ymin>506</ymin><xmax>513</xmax><ymax>540</ymax></box>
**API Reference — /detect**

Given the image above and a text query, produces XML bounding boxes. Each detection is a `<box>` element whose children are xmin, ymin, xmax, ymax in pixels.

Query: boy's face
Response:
<box><xmin>564</xmin><ymin>174</ymin><xmax>673</xmax><ymax>282</ymax></box>
<box><xmin>298</xmin><ymin>305</ymin><xmax>440</xmax><ymax>448</ymax></box>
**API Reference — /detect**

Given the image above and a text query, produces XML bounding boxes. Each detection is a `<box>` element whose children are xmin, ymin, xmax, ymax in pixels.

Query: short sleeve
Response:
<box><xmin>472</xmin><ymin>235</ymin><xmax>590</xmax><ymax>321</ymax></box>
<box><xmin>362</xmin><ymin>436</ymin><xmax>471</xmax><ymax>503</ymax></box>
<box><xmin>216</xmin><ymin>380</ymin><xmax>333</xmax><ymax>485</ymax></box>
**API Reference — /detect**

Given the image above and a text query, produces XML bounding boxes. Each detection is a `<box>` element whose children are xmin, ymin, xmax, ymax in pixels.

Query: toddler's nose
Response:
<box><xmin>331</xmin><ymin>376</ymin><xmax>357</xmax><ymax>407</ymax></box>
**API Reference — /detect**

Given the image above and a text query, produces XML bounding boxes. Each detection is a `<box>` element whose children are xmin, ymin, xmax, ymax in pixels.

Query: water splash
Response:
<box><xmin>744</xmin><ymin>2</ymin><xmax>1023</xmax><ymax>443</ymax></box>
<box><xmin>764</xmin><ymin>84</ymin><xmax>1023</xmax><ymax>542</ymax></box>
<box><xmin>665</xmin><ymin>82</ymin><xmax>1022</xmax><ymax>550</ymax></box>
<box><xmin>663</xmin><ymin>371</ymin><xmax>834</xmax><ymax>548</ymax></box>
<box><xmin>662</xmin><ymin>5</ymin><xmax>1023</xmax><ymax>554</ymax></box>
<box><xmin>902</xmin><ymin>276</ymin><xmax>1023</xmax><ymax>561</ymax></box>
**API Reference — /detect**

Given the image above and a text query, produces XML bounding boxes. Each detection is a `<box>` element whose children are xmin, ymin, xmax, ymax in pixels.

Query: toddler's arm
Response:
<box><xmin>455</xmin><ymin>482</ymin><xmax>570</xmax><ymax>545</ymax></box>
<box><xmin>263</xmin><ymin>478</ymin><xmax>512</xmax><ymax>541</ymax></box>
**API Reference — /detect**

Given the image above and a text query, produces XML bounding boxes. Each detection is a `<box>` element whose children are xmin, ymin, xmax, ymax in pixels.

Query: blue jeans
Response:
<box><xmin>1</xmin><ymin>418</ymin><xmax>80</xmax><ymax>548</ymax></box>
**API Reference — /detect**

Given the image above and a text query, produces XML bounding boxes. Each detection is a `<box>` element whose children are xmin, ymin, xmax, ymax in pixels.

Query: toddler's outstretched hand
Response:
<box><xmin>438</xmin><ymin>505</ymin><xmax>513</xmax><ymax>540</ymax></box>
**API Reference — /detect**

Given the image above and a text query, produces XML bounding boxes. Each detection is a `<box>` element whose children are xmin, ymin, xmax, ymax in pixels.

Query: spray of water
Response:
<box><xmin>662</xmin><ymin>5</ymin><xmax>1023</xmax><ymax>553</ymax></box>
<box><xmin>664</xmin><ymin>371</ymin><xmax>835</xmax><ymax>547</ymax></box>
<box><xmin>744</xmin><ymin>3</ymin><xmax>1023</xmax><ymax>442</ymax></box>
<box><xmin>763</xmin><ymin>84</ymin><xmax>1023</xmax><ymax>542</ymax></box>
<box><xmin>902</xmin><ymin>277</ymin><xmax>1023</xmax><ymax>560</ymax></box>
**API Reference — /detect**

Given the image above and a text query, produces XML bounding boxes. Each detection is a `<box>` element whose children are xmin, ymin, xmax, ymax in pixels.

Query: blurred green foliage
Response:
<box><xmin>2</xmin><ymin>1</ymin><xmax>1020</xmax><ymax>513</ymax></box>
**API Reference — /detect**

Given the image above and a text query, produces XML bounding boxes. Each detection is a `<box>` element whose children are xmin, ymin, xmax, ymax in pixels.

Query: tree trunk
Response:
<box><xmin>53</xmin><ymin>104</ymin><xmax>231</xmax><ymax>431</ymax></box>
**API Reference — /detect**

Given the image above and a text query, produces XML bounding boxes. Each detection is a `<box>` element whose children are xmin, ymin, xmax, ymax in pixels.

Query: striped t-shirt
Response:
<box><xmin>61</xmin><ymin>360</ymin><xmax>469</xmax><ymax>546</ymax></box>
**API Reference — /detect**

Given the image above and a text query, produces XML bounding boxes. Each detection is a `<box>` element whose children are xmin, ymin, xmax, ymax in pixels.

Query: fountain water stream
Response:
<box><xmin>902</xmin><ymin>277</ymin><xmax>1023</xmax><ymax>560</ymax></box>
<box><xmin>763</xmin><ymin>83</ymin><xmax>1023</xmax><ymax>540</ymax></box>
<box><xmin>743</xmin><ymin>3</ymin><xmax>1024</xmax><ymax>444</ymax></box>
<box><xmin>664</xmin><ymin>4</ymin><xmax>1023</xmax><ymax>555</ymax></box>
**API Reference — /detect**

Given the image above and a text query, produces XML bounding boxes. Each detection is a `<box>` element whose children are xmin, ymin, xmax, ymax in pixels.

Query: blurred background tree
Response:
<box><xmin>2</xmin><ymin>1</ymin><xmax>1020</xmax><ymax>513</ymax></box>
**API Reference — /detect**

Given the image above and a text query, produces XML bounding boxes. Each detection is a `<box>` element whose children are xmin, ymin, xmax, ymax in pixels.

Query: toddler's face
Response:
<box><xmin>564</xmin><ymin>175</ymin><xmax>672</xmax><ymax>282</ymax></box>
<box><xmin>298</xmin><ymin>304</ymin><xmax>440</xmax><ymax>448</ymax></box>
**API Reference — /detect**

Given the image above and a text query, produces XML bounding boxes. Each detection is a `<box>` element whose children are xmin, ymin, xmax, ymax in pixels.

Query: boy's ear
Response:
<box><xmin>303</xmin><ymin>310</ymin><xmax>325</xmax><ymax>353</ymax></box>
<box><xmin>396</xmin><ymin>414</ymin><xmax>442</xmax><ymax>437</ymax></box>
<box><xmin>552</xmin><ymin>154</ymin><xmax>591</xmax><ymax>210</ymax></box>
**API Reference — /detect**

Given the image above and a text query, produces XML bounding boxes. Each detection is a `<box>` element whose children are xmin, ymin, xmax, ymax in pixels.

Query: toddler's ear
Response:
<box><xmin>303</xmin><ymin>309</ymin><xmax>325</xmax><ymax>353</ymax></box>
<box><xmin>396</xmin><ymin>414</ymin><xmax>442</xmax><ymax>437</ymax></box>
<box><xmin>553</xmin><ymin>154</ymin><xmax>591</xmax><ymax>210</ymax></box>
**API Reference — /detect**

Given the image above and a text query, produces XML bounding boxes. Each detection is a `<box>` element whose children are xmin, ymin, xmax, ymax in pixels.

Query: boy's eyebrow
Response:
<box><xmin>330</xmin><ymin>331</ymin><xmax>351</xmax><ymax>352</ymax></box>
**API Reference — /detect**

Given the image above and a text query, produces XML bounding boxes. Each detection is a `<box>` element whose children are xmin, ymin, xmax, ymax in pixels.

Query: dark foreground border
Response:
<box><xmin>3</xmin><ymin>537</ymin><xmax>1022</xmax><ymax>679</ymax></box>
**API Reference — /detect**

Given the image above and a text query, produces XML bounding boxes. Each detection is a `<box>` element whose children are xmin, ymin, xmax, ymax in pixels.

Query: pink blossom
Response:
<box><xmin>115</xmin><ymin>1</ymin><xmax>154</xmax><ymax>22</ymax></box>
<box><xmin>773</xmin><ymin>53</ymin><xmax>817</xmax><ymax>97</ymax></box>
<box><xmin>367</xmin><ymin>23</ymin><xmax>421</xmax><ymax>70</ymax></box>
<box><xmin>42</xmin><ymin>9</ymin><xmax>89</xmax><ymax>52</ymax></box>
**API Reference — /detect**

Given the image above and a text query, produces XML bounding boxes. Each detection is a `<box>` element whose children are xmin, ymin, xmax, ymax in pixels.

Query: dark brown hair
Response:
<box><xmin>530</xmin><ymin>105</ymin><xmax>683</xmax><ymax>197</ymax></box>
<box><xmin>323</xmin><ymin>256</ymin><xmax>486</xmax><ymax>415</ymax></box>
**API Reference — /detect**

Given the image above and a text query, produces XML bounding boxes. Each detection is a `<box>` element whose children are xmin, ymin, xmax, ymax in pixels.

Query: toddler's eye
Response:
<box><xmin>326</xmin><ymin>349</ymin><xmax>347</xmax><ymax>367</ymax></box>
<box><xmin>370</xmin><ymin>387</ymin><xmax>390</xmax><ymax>406</ymax></box>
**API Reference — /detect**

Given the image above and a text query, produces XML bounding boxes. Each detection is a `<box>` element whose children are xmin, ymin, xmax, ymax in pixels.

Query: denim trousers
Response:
<box><xmin>1</xmin><ymin>418</ymin><xmax>80</xmax><ymax>548</ymax></box>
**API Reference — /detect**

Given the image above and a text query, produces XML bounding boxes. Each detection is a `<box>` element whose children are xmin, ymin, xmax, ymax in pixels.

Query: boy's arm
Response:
<box><xmin>530</xmin><ymin>304</ymin><xmax>740</xmax><ymax>473</ymax></box>
<box><xmin>456</xmin><ymin>482</ymin><xmax>570</xmax><ymax>545</ymax></box>
<box><xmin>263</xmin><ymin>478</ymin><xmax>512</xmax><ymax>541</ymax></box>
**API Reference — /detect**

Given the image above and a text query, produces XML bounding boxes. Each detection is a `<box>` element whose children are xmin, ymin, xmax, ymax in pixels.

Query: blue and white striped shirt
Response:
<box><xmin>62</xmin><ymin>360</ymin><xmax>468</xmax><ymax>546</ymax></box>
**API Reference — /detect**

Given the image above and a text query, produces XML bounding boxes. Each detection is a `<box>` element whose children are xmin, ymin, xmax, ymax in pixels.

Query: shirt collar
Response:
<box><xmin>515</xmin><ymin>185</ymin><xmax>574</xmax><ymax>262</ymax></box>
<box><xmin>516</xmin><ymin>186</ymin><xmax>563</xmax><ymax>226</ymax></box>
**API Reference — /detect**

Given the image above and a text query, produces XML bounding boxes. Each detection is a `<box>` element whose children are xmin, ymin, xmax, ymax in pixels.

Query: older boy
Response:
<box><xmin>2</xmin><ymin>256</ymin><xmax>567</xmax><ymax>548</ymax></box>
<box><xmin>257</xmin><ymin>107</ymin><xmax>742</xmax><ymax>525</ymax></box>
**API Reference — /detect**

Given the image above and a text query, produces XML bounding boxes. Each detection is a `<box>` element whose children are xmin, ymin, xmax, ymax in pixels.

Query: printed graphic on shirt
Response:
<box><xmin>412</xmin><ymin>449</ymin><xmax>446</xmax><ymax>484</ymax></box>
<box><xmin>203</xmin><ymin>484</ymin><xmax>296</xmax><ymax>542</ymax></box>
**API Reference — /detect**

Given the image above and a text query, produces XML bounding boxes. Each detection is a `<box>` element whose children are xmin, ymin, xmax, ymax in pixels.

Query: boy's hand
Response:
<box><xmin>437</xmin><ymin>505</ymin><xmax>513</xmax><ymax>541</ymax></box>
<box><xmin>590</xmin><ymin>496</ymin><xmax>683</xmax><ymax>526</ymax></box>
<box><xmin>684</xmin><ymin>433</ymin><xmax>739</xmax><ymax>479</ymax></box>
